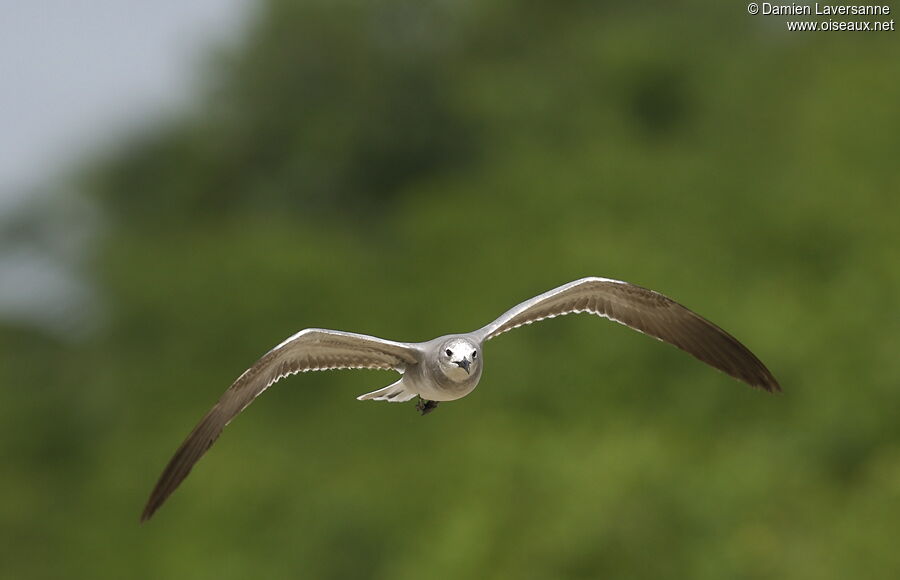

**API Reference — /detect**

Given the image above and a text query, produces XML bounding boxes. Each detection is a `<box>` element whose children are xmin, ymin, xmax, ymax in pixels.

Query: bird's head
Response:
<box><xmin>438</xmin><ymin>338</ymin><xmax>480</xmax><ymax>382</ymax></box>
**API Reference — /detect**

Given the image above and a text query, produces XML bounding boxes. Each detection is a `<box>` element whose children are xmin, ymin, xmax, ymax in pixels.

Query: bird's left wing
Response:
<box><xmin>141</xmin><ymin>328</ymin><xmax>419</xmax><ymax>522</ymax></box>
<box><xmin>474</xmin><ymin>277</ymin><xmax>779</xmax><ymax>392</ymax></box>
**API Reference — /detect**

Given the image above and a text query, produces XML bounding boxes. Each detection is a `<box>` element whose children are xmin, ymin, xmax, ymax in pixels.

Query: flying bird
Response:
<box><xmin>141</xmin><ymin>277</ymin><xmax>779</xmax><ymax>521</ymax></box>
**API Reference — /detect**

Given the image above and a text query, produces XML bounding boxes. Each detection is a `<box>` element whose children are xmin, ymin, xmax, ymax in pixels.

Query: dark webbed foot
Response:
<box><xmin>415</xmin><ymin>398</ymin><xmax>440</xmax><ymax>416</ymax></box>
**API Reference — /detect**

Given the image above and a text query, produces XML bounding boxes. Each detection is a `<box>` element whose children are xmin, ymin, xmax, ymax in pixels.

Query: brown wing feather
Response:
<box><xmin>141</xmin><ymin>329</ymin><xmax>417</xmax><ymax>522</ymax></box>
<box><xmin>479</xmin><ymin>278</ymin><xmax>780</xmax><ymax>392</ymax></box>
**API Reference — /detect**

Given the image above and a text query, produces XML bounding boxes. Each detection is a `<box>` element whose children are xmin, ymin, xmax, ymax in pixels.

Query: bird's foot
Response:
<box><xmin>416</xmin><ymin>398</ymin><xmax>440</xmax><ymax>416</ymax></box>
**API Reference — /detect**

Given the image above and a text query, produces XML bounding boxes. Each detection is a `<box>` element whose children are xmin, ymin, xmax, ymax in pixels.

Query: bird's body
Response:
<box><xmin>357</xmin><ymin>335</ymin><xmax>482</xmax><ymax>403</ymax></box>
<box><xmin>142</xmin><ymin>277</ymin><xmax>780</xmax><ymax>521</ymax></box>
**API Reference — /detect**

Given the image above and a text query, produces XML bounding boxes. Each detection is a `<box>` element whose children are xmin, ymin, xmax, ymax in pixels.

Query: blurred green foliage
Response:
<box><xmin>2</xmin><ymin>0</ymin><xmax>899</xmax><ymax>578</ymax></box>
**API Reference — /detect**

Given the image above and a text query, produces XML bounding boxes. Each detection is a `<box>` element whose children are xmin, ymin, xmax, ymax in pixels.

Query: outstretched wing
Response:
<box><xmin>475</xmin><ymin>277</ymin><xmax>779</xmax><ymax>392</ymax></box>
<box><xmin>141</xmin><ymin>328</ymin><xmax>419</xmax><ymax>522</ymax></box>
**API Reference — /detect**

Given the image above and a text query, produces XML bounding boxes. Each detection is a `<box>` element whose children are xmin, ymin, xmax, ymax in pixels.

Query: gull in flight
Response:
<box><xmin>142</xmin><ymin>277</ymin><xmax>779</xmax><ymax>521</ymax></box>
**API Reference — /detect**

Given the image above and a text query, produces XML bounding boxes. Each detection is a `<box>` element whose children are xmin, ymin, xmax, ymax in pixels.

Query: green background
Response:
<box><xmin>3</xmin><ymin>1</ymin><xmax>899</xmax><ymax>578</ymax></box>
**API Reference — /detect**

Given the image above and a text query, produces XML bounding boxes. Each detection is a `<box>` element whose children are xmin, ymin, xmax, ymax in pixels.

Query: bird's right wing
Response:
<box><xmin>141</xmin><ymin>328</ymin><xmax>420</xmax><ymax>522</ymax></box>
<box><xmin>475</xmin><ymin>277</ymin><xmax>779</xmax><ymax>392</ymax></box>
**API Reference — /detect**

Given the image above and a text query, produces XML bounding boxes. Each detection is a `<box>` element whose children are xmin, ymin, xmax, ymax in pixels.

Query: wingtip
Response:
<box><xmin>756</xmin><ymin>374</ymin><xmax>782</xmax><ymax>394</ymax></box>
<box><xmin>140</xmin><ymin>504</ymin><xmax>155</xmax><ymax>524</ymax></box>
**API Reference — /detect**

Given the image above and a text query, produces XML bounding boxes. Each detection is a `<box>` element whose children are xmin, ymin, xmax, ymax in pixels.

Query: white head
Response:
<box><xmin>438</xmin><ymin>337</ymin><xmax>480</xmax><ymax>382</ymax></box>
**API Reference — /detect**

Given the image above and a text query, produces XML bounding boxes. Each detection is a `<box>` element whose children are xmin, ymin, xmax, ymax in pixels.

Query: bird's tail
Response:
<box><xmin>356</xmin><ymin>379</ymin><xmax>417</xmax><ymax>403</ymax></box>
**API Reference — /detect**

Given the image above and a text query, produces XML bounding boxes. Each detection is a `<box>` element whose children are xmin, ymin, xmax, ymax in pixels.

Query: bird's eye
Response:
<box><xmin>472</xmin><ymin>351</ymin><xmax>477</xmax><ymax>359</ymax></box>
<box><xmin>445</xmin><ymin>349</ymin><xmax>452</xmax><ymax>357</ymax></box>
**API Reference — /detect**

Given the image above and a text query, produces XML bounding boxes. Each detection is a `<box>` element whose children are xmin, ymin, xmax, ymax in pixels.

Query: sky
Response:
<box><xmin>0</xmin><ymin>0</ymin><xmax>251</xmax><ymax>209</ymax></box>
<box><xmin>0</xmin><ymin>0</ymin><xmax>252</xmax><ymax>336</ymax></box>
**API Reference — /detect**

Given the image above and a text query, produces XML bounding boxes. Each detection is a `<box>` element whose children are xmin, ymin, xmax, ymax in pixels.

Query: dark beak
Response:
<box><xmin>455</xmin><ymin>357</ymin><xmax>471</xmax><ymax>374</ymax></box>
